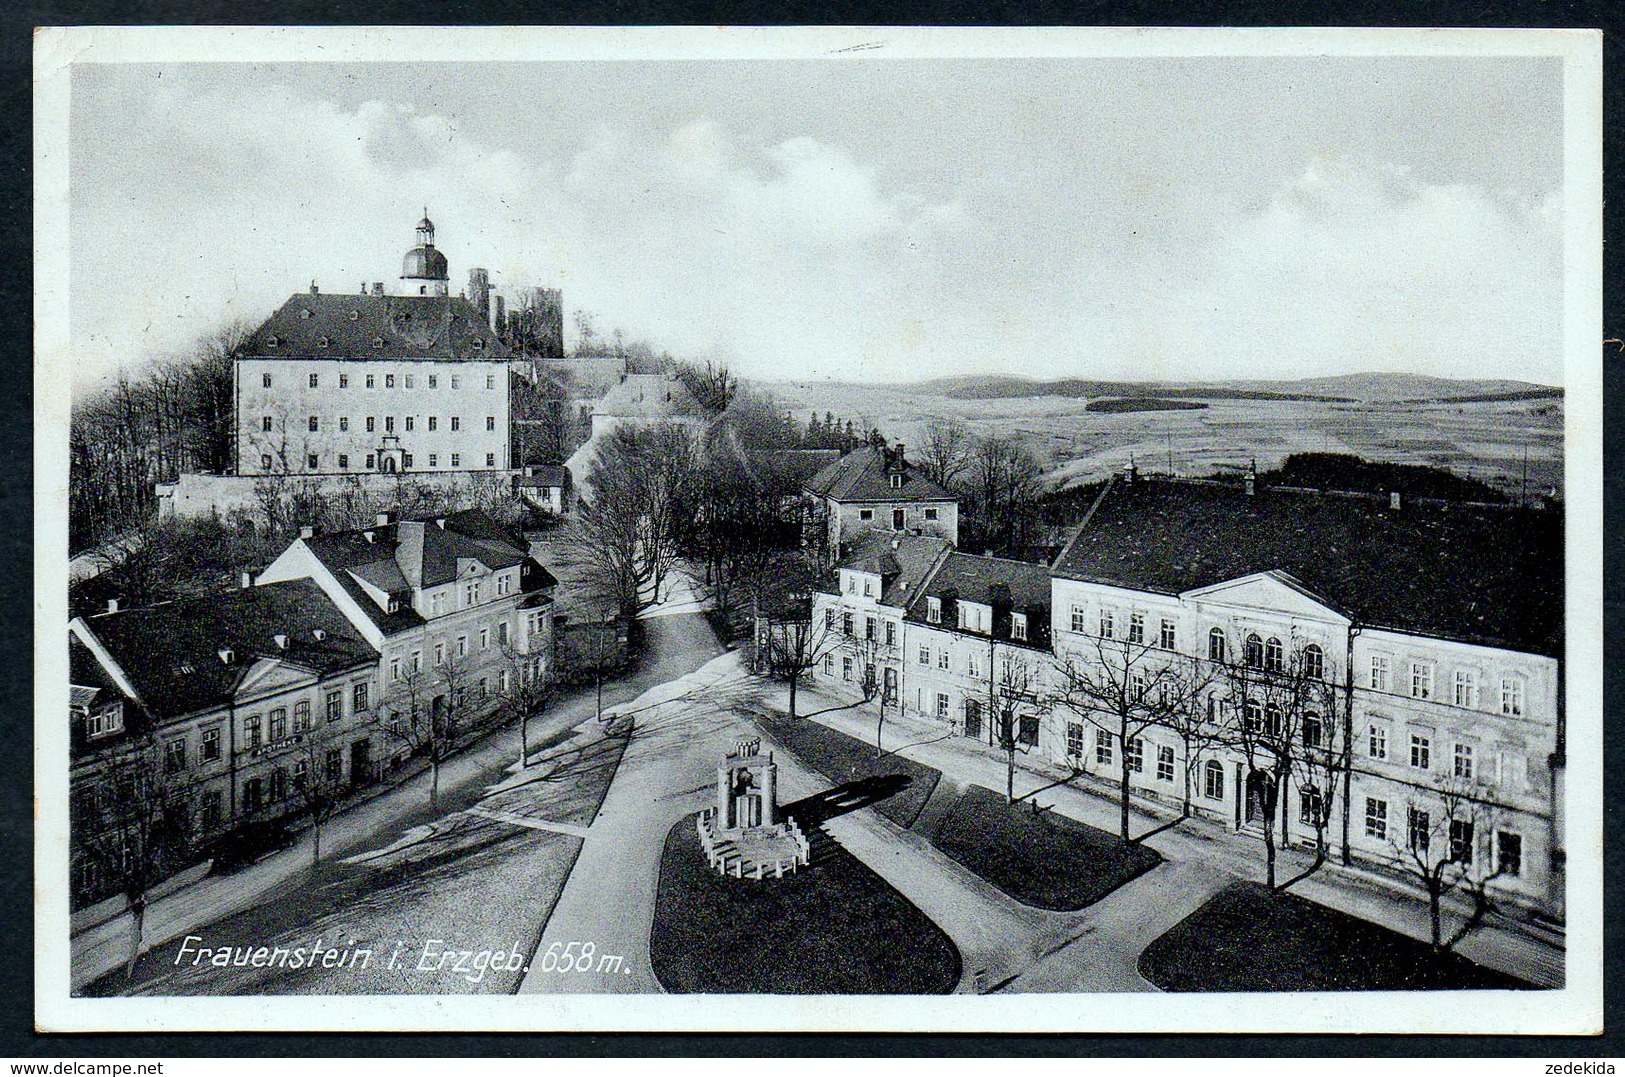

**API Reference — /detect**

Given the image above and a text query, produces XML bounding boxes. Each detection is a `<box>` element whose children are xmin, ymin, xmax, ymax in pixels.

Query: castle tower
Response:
<box><xmin>399</xmin><ymin>209</ymin><xmax>450</xmax><ymax>296</ymax></box>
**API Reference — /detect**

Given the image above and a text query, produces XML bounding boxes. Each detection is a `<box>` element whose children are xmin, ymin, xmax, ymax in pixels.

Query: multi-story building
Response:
<box><xmin>68</xmin><ymin>580</ymin><xmax>382</xmax><ymax>907</ymax></box>
<box><xmin>897</xmin><ymin>551</ymin><xmax>1053</xmax><ymax>748</ymax></box>
<box><xmin>233</xmin><ymin>215</ymin><xmax>513</xmax><ymax>478</ymax></box>
<box><xmin>1048</xmin><ymin>469</ymin><xmax>1565</xmax><ymax>915</ymax></box>
<box><xmin>808</xmin><ymin>532</ymin><xmax>953</xmax><ymax>715</ymax></box>
<box><xmin>803</xmin><ymin>442</ymin><xmax>959</xmax><ymax>558</ymax></box>
<box><xmin>254</xmin><ymin>509</ymin><xmax>557</xmax><ymax>767</ymax></box>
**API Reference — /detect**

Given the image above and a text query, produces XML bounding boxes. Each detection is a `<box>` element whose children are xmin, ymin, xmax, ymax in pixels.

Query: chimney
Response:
<box><xmin>372</xmin><ymin>282</ymin><xmax>385</xmax><ymax>296</ymax></box>
<box><xmin>274</xmin><ymin>633</ymin><xmax>289</xmax><ymax>650</ymax></box>
<box><xmin>396</xmin><ymin>520</ymin><xmax>428</xmax><ymax>588</ymax></box>
<box><xmin>363</xmin><ymin>529</ymin><xmax>375</xmax><ymax>544</ymax></box>
<box><xmin>375</xmin><ymin>511</ymin><xmax>393</xmax><ymax>527</ymax></box>
<box><xmin>1389</xmin><ymin>491</ymin><xmax>1402</xmax><ymax>511</ymax></box>
<box><xmin>299</xmin><ymin>525</ymin><xmax>315</xmax><ymax>539</ymax></box>
<box><xmin>309</xmin><ymin>280</ymin><xmax>319</xmax><ymax>295</ymax></box>
<box><xmin>106</xmin><ymin>598</ymin><xmax>120</xmax><ymax>614</ymax></box>
<box><xmin>313</xmin><ymin>629</ymin><xmax>327</xmax><ymax>642</ymax></box>
<box><xmin>891</xmin><ymin>536</ymin><xmax>901</xmax><ymax>550</ymax></box>
<box><xmin>490</xmin><ymin>294</ymin><xmax>505</xmax><ymax>334</ymax></box>
<box><xmin>218</xmin><ymin>647</ymin><xmax>234</xmax><ymax>665</ymax></box>
<box><xmin>1244</xmin><ymin>459</ymin><xmax>1257</xmax><ymax>497</ymax></box>
<box><xmin>435</xmin><ymin>517</ymin><xmax>447</xmax><ymax>529</ymax></box>
<box><xmin>240</xmin><ymin>571</ymin><xmax>253</xmax><ymax>590</ymax></box>
<box><xmin>894</xmin><ymin>442</ymin><xmax>905</xmax><ymax>463</ymax></box>
<box><xmin>1123</xmin><ymin>459</ymin><xmax>1137</xmax><ymax>486</ymax></box>
<box><xmin>359</xmin><ymin>281</ymin><xmax>367</xmax><ymax>294</ymax></box>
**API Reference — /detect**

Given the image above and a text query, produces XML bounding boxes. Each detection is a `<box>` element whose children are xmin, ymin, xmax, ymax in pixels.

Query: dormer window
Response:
<box><xmin>300</xmin><ymin>309</ymin><xmax>312</xmax><ymax>319</ymax></box>
<box><xmin>890</xmin><ymin>473</ymin><xmax>903</xmax><ymax>489</ymax></box>
<box><xmin>863</xmin><ymin>577</ymin><xmax>874</xmax><ymax>597</ymax></box>
<box><xmin>927</xmin><ymin>597</ymin><xmax>942</xmax><ymax>624</ymax></box>
<box><xmin>373</xmin><ymin>337</ymin><xmax>385</xmax><ymax>349</ymax></box>
<box><xmin>350</xmin><ymin>310</ymin><xmax>361</xmax><ymax>321</ymax></box>
<box><xmin>1011</xmin><ymin>613</ymin><xmax>1028</xmax><ymax>642</ymax></box>
<box><xmin>266</xmin><ymin>334</ymin><xmax>280</xmax><ymax>347</ymax></box>
<box><xmin>472</xmin><ymin>339</ymin><xmax>485</xmax><ymax>350</ymax></box>
<box><xmin>386</xmin><ymin>596</ymin><xmax>401</xmax><ymax>613</ymax></box>
<box><xmin>84</xmin><ymin>701</ymin><xmax>124</xmax><ymax>740</ymax></box>
<box><xmin>318</xmin><ymin>336</ymin><xmax>330</xmax><ymax>348</ymax></box>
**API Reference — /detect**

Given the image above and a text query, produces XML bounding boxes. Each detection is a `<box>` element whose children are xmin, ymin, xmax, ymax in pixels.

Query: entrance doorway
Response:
<box><xmin>1244</xmin><ymin>770</ymin><xmax>1276</xmax><ymax>827</ymax></box>
<box><xmin>892</xmin><ymin>508</ymin><xmax>905</xmax><ymax>530</ymax></box>
<box><xmin>963</xmin><ymin>698</ymin><xmax>983</xmax><ymax>740</ymax></box>
<box><xmin>350</xmin><ymin>738</ymin><xmax>372</xmax><ymax>788</ymax></box>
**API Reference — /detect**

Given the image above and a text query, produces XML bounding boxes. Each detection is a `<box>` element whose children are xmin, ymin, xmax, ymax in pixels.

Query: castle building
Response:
<box><xmin>233</xmin><ymin>215</ymin><xmax>513</xmax><ymax>478</ymax></box>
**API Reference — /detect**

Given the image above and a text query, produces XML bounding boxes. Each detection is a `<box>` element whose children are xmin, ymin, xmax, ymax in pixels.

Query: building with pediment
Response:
<box><xmin>1048</xmin><ymin>467</ymin><xmax>1565</xmax><ymax>915</ymax></box>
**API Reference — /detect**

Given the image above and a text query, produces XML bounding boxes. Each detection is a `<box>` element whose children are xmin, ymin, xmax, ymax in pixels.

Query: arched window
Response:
<box><xmin>1302</xmin><ymin>712</ymin><xmax>1323</xmax><ymax>749</ymax></box>
<box><xmin>1244</xmin><ymin>698</ymin><xmax>1263</xmax><ymax>732</ymax></box>
<box><xmin>1265</xmin><ymin>636</ymin><xmax>1284</xmax><ymax>673</ymax></box>
<box><xmin>1302</xmin><ymin>644</ymin><xmax>1325</xmax><ymax>681</ymax></box>
<box><xmin>1245</xmin><ymin>633</ymin><xmax>1265</xmax><ymax>669</ymax></box>
<box><xmin>1208</xmin><ymin>628</ymin><xmax>1226</xmax><ymax>663</ymax></box>
<box><xmin>1204</xmin><ymin>759</ymin><xmax>1226</xmax><ymax>800</ymax></box>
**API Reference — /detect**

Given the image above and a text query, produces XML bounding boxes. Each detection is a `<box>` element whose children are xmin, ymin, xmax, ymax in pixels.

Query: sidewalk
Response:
<box><xmin>779</xmin><ymin>679</ymin><xmax>1565</xmax><ymax>989</ymax></box>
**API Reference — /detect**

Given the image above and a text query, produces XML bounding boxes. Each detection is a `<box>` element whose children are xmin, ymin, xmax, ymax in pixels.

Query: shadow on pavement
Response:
<box><xmin>781</xmin><ymin>774</ymin><xmax>914</xmax><ymax>830</ymax></box>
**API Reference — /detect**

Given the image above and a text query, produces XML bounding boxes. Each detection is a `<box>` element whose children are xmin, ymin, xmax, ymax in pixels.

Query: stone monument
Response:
<box><xmin>696</xmin><ymin>737</ymin><xmax>810</xmax><ymax>879</ymax></box>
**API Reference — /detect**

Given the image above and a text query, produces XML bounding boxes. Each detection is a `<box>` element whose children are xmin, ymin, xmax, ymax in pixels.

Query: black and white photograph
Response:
<box><xmin>32</xmin><ymin>25</ymin><xmax>1603</xmax><ymax>1035</ymax></box>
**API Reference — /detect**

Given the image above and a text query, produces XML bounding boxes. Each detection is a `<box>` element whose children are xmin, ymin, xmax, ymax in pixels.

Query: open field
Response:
<box><xmin>756</xmin><ymin>379</ymin><xmax>1563</xmax><ymax>500</ymax></box>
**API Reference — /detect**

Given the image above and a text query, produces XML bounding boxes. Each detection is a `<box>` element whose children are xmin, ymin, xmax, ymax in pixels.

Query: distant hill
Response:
<box><xmin>908</xmin><ymin>371</ymin><xmax>1559</xmax><ymax>404</ymax></box>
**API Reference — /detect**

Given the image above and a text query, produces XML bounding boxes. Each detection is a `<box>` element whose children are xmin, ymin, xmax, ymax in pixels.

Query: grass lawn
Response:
<box><xmin>927</xmin><ymin>784</ymin><xmax>1163</xmax><ymax>911</ymax></box>
<box><xmin>1139</xmin><ymin>881</ymin><xmax>1534</xmax><ymax>991</ymax></box>
<box><xmin>649</xmin><ymin>815</ymin><xmax>961</xmax><ymax>994</ymax></box>
<box><xmin>755</xmin><ymin>712</ymin><xmax>941</xmax><ymax>829</ymax></box>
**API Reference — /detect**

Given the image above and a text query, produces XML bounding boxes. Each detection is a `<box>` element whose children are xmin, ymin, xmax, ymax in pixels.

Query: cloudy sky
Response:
<box><xmin>69</xmin><ymin>55</ymin><xmax>1565</xmax><ymax>391</ymax></box>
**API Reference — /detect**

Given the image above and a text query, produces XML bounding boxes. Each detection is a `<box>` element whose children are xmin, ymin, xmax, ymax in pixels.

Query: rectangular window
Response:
<box><xmin>864</xmin><ymin>616</ymin><xmax>876</xmax><ymax>641</ymax></box>
<box><xmin>1011</xmin><ymin>613</ymin><xmax>1028</xmax><ymax>642</ymax></box>
<box><xmin>326</xmin><ymin>748</ymin><xmax>343</xmax><ymax>783</ymax></box>
<box><xmin>165</xmin><ymin>738</ymin><xmax>187</xmax><ymax>773</ymax></box>
<box><xmin>924</xmin><ymin>508</ymin><xmax>938</xmax><ymax>520</ymax></box>
<box><xmin>385</xmin><ymin>416</ymin><xmax>395</xmax><ymax>433</ymax></box>
<box><xmin>967</xmin><ymin>652</ymin><xmax>980</xmax><ymax>678</ymax></box>
<box><xmin>451</xmin><ymin>453</ymin><xmax>460</xmax><ymax>467</ymax></box>
<box><xmin>353</xmin><ymin>682</ymin><xmax>369</xmax><ymax>711</ymax></box>
<box><xmin>1368</xmin><ymin>723</ymin><xmax>1388</xmax><ymax>760</ymax></box>
<box><xmin>1496</xmin><ymin>831</ymin><xmax>1522</xmax><ymax>876</ymax></box>
<box><xmin>200</xmin><ymin>726</ymin><xmax>221</xmax><ymax>762</ymax></box>
<box><xmin>451</xmin><ymin>416</ymin><xmax>461</xmax><ymax>431</ymax></box>
<box><xmin>1126</xmin><ymin>736</ymin><xmax>1144</xmax><ymax>773</ymax></box>
<box><xmin>402</xmin><ymin>453</ymin><xmax>413</xmax><ymax>469</ymax></box>
<box><xmin>411</xmin><ymin>650</ymin><xmax>422</xmax><ymax>672</ymax></box>
<box><xmin>1156</xmin><ymin>744</ymin><xmax>1176</xmax><ymax>782</ymax></box>
<box><xmin>429</xmin><ymin>416</ymin><xmax>438</xmax><ymax>431</ymax></box>
<box><xmin>309</xmin><ymin>415</ymin><xmax>319</xmax><ymax>432</ymax></box>
<box><xmin>292</xmin><ymin>758</ymin><xmax>309</xmax><ymax>791</ymax></box>
<box><xmin>428</xmin><ymin>374</ymin><xmax>437</xmax><ymax>389</ymax></box>
<box><xmin>1068</xmin><ymin>606</ymin><xmax>1086</xmax><ymax>634</ymax></box>
<box><xmin>823</xmin><ymin>655</ymin><xmax>833</xmax><ymax>675</ymax></box>
<box><xmin>1300</xmin><ymin>786</ymin><xmax>1324</xmax><ymax>826</ymax></box>
<box><xmin>366</xmin><ymin>416</ymin><xmax>376</xmax><ymax>432</ymax></box>
<box><xmin>1128</xmin><ymin>612</ymin><xmax>1145</xmax><ymax>644</ymax></box>
<box><xmin>456</xmin><ymin>636</ymin><xmax>467</xmax><ymax>658</ymax></box>
<box><xmin>1066</xmin><ymin>722</ymin><xmax>1085</xmax><ymax>758</ymax></box>
<box><xmin>262</xmin><ymin>415</ymin><xmax>273</xmax><ymax>432</ymax></box>
<box><xmin>428</xmin><ymin>454</ymin><xmax>437</xmax><ymax>468</ymax></box>
<box><xmin>1410</xmin><ymin>734</ymin><xmax>1431</xmax><ymax>770</ymax></box>
<box><xmin>1408</xmin><ymin>806</ymin><xmax>1431</xmax><ymax>854</ymax></box>
<box><xmin>1160</xmin><ymin>618</ymin><xmax>1176</xmax><ymax>650</ymax></box>
<box><xmin>338</xmin><ymin>454</ymin><xmax>349</xmax><ymax>470</ymax></box>
<box><xmin>200</xmin><ymin>788</ymin><xmax>223</xmax><ymax>830</ymax></box>
<box><xmin>498</xmin><ymin>621</ymin><xmax>510</xmax><ymax>647</ymax></box>
<box><xmin>885</xmin><ymin>621</ymin><xmax>896</xmax><ymax>647</ymax></box>
<box><xmin>366</xmin><ymin>454</ymin><xmax>375</xmax><ymax>469</ymax></box>
<box><xmin>487</xmin><ymin>375</ymin><xmax>496</xmax><ymax>390</ymax></box>
<box><xmin>307</xmin><ymin>453</ymin><xmax>319</xmax><ymax>470</ymax></box>
<box><xmin>1453</xmin><ymin>670</ymin><xmax>1478</xmax><ymax>709</ymax></box>
<box><xmin>293</xmin><ymin>700</ymin><xmax>311</xmax><ymax>733</ymax></box>
<box><xmin>859</xmin><ymin>509</ymin><xmax>873</xmax><ymax>521</ymax></box>
<box><xmin>1302</xmin><ymin>714</ymin><xmax>1323</xmax><ymax>749</ymax></box>
<box><xmin>842</xmin><ymin>656</ymin><xmax>854</xmax><ymax>682</ymax></box>
<box><xmin>404</xmin><ymin>374</ymin><xmax>414</xmax><ymax>389</ymax></box>
<box><xmin>390</xmin><ymin>657</ymin><xmax>402</xmax><ymax>681</ymax></box>
<box><xmin>366</xmin><ymin>374</ymin><xmax>375</xmax><ymax>389</ymax></box>
<box><xmin>261</xmin><ymin>454</ymin><xmax>273</xmax><ymax>470</ymax></box>
<box><xmin>918</xmin><ymin>645</ymin><xmax>930</xmax><ymax>666</ymax></box>
<box><xmin>927</xmin><ymin>597</ymin><xmax>941</xmax><ymax>624</ymax></box>
<box><xmin>487</xmin><ymin>416</ymin><xmax>496</xmax><ymax>431</ymax></box>
<box><xmin>405</xmin><ymin>416</ymin><xmax>414</xmax><ymax>431</ymax></box>
<box><xmin>1364</xmin><ymin>797</ymin><xmax>1388</xmax><ymax>841</ymax></box>
<box><xmin>466</xmin><ymin>581</ymin><xmax>480</xmax><ymax>606</ymax></box>
<box><xmin>1411</xmin><ymin>662</ymin><xmax>1433</xmax><ymax>700</ymax></box>
<box><xmin>1453</xmin><ymin>742</ymin><xmax>1474</xmax><ymax>781</ymax></box>
<box><xmin>245</xmin><ymin>715</ymin><xmax>262</xmax><ymax>750</ymax></box>
<box><xmin>326</xmin><ymin>689</ymin><xmax>343</xmax><ymax>722</ymax></box>
<box><xmin>1450</xmin><ymin>819</ymin><xmax>1475</xmax><ymax>865</ymax></box>
<box><xmin>451</xmin><ymin>376</ymin><xmax>460</xmax><ymax>389</ymax></box>
<box><xmin>434</xmin><ymin>642</ymin><xmax>446</xmax><ymax>666</ymax></box>
<box><xmin>308</xmin><ymin>372</ymin><xmax>319</xmax><ymax>389</ymax></box>
<box><xmin>937</xmin><ymin>649</ymin><xmax>949</xmax><ymax>670</ymax></box>
<box><xmin>268</xmin><ymin>708</ymin><xmax>288</xmax><ymax>742</ymax></box>
<box><xmin>1370</xmin><ymin>655</ymin><xmax>1392</xmax><ymax>692</ymax></box>
<box><xmin>1095</xmin><ymin>729</ymin><xmax>1114</xmax><ymax>767</ymax></box>
<box><xmin>386</xmin><ymin>374</ymin><xmax>395</xmax><ymax>388</ymax></box>
<box><xmin>262</xmin><ymin>372</ymin><xmax>272</xmax><ymax>388</ymax></box>
<box><xmin>487</xmin><ymin>453</ymin><xmax>496</xmax><ymax>467</ymax></box>
<box><xmin>936</xmin><ymin>693</ymin><xmax>950</xmax><ymax>720</ymax></box>
<box><xmin>1019</xmin><ymin>714</ymin><xmax>1039</xmax><ymax>746</ymax></box>
<box><xmin>339</xmin><ymin>373</ymin><xmax>348</xmax><ymax>388</ymax></box>
<box><xmin>1500</xmin><ymin>676</ymin><xmax>1525</xmax><ymax>717</ymax></box>
<box><xmin>478</xmin><ymin>628</ymin><xmax>489</xmax><ymax>649</ymax></box>
<box><xmin>1204</xmin><ymin>761</ymin><xmax>1225</xmax><ymax>800</ymax></box>
<box><xmin>842</xmin><ymin>612</ymin><xmax>854</xmax><ymax>636</ymax></box>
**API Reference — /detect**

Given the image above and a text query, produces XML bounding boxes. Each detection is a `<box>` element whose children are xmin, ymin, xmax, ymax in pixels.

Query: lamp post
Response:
<box><xmin>595</xmin><ymin>607</ymin><xmax>616</xmax><ymax>726</ymax></box>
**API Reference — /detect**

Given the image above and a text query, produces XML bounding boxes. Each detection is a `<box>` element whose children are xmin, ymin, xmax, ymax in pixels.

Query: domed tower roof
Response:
<box><xmin>401</xmin><ymin>208</ymin><xmax>449</xmax><ymax>283</ymax></box>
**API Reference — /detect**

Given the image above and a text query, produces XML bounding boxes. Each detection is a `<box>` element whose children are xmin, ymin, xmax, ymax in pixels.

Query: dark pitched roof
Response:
<box><xmin>300</xmin><ymin>510</ymin><xmax>549</xmax><ymax>634</ymax></box>
<box><xmin>914</xmin><ymin>552</ymin><xmax>1053</xmax><ymax>617</ymax></box>
<box><xmin>1051</xmin><ymin>478</ymin><xmax>1563</xmax><ymax>657</ymax></box>
<box><xmin>804</xmin><ymin>445</ymin><xmax>957</xmax><ymax>503</ymax></box>
<box><xmin>76</xmin><ymin>579</ymin><xmax>379</xmax><ymax>720</ymax></box>
<box><xmin>239</xmin><ymin>293</ymin><xmax>511</xmax><ymax>361</ymax></box>
<box><xmin>831</xmin><ymin>531</ymin><xmax>954</xmax><ymax>608</ymax></box>
<box><xmin>516</xmin><ymin>465</ymin><xmax>571</xmax><ymax>488</ymax></box>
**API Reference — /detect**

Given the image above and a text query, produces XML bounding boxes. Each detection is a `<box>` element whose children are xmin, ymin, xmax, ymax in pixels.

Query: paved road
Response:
<box><xmin>73</xmin><ymin>611</ymin><xmax>725</xmax><ymax>992</ymax></box>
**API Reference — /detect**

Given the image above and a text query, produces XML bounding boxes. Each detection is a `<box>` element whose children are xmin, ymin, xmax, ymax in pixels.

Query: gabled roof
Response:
<box><xmin>516</xmin><ymin>464</ymin><xmax>571</xmax><ymax>488</ymax></box>
<box><xmin>804</xmin><ymin>445</ymin><xmax>957</xmax><ymax>503</ymax></box>
<box><xmin>75</xmin><ymin>579</ymin><xmax>379</xmax><ymax>721</ymax></box>
<box><xmin>238</xmin><ymin>293</ymin><xmax>511</xmax><ymax>361</ymax></box>
<box><xmin>830</xmin><ymin>531</ymin><xmax>954</xmax><ymax>608</ymax></box>
<box><xmin>593</xmin><ymin>374</ymin><xmax>699</xmax><ymax>419</ymax></box>
<box><xmin>1051</xmin><ymin>478</ymin><xmax>1563</xmax><ymax>657</ymax></box>
<box><xmin>912</xmin><ymin>551</ymin><xmax>1053</xmax><ymax>617</ymax></box>
<box><xmin>299</xmin><ymin>510</ymin><xmax>547</xmax><ymax>633</ymax></box>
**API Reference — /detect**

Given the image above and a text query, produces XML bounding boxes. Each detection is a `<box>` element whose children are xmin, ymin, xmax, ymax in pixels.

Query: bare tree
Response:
<box><xmin>1388</xmin><ymin>775</ymin><xmax>1509</xmax><ymax>953</ymax></box>
<box><xmin>1155</xmin><ymin>658</ymin><xmax>1223</xmax><ymax>822</ymax></box>
<box><xmin>674</xmin><ymin>359</ymin><xmax>738</xmax><ymax>416</ymax></box>
<box><xmin>287</xmin><ymin>721</ymin><xmax>349</xmax><ymax>868</ymax></box>
<box><xmin>990</xmin><ymin>651</ymin><xmax>1039</xmax><ymax>804</ymax></box>
<box><xmin>497</xmin><ymin>637</ymin><xmax>556</xmax><ymax>769</ymax></box>
<box><xmin>918</xmin><ymin>416</ymin><xmax>973</xmax><ymax>491</ymax></box>
<box><xmin>1215</xmin><ymin>637</ymin><xmax>1339</xmax><ymax>889</ymax></box>
<box><xmin>576</xmin><ymin>423</ymin><xmax>699</xmax><ymax>620</ymax></box>
<box><xmin>753</xmin><ymin>553</ymin><xmax>843</xmax><ymax>721</ymax></box>
<box><xmin>968</xmin><ymin>434</ymin><xmax>1045</xmax><ymax>556</ymax></box>
<box><xmin>75</xmin><ymin>743</ymin><xmax>194</xmax><ymax>979</ymax></box>
<box><xmin>1051</xmin><ymin>633</ymin><xmax>1199</xmax><ymax>843</ymax></box>
<box><xmin>377</xmin><ymin>660</ymin><xmax>461</xmax><ymax>812</ymax></box>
